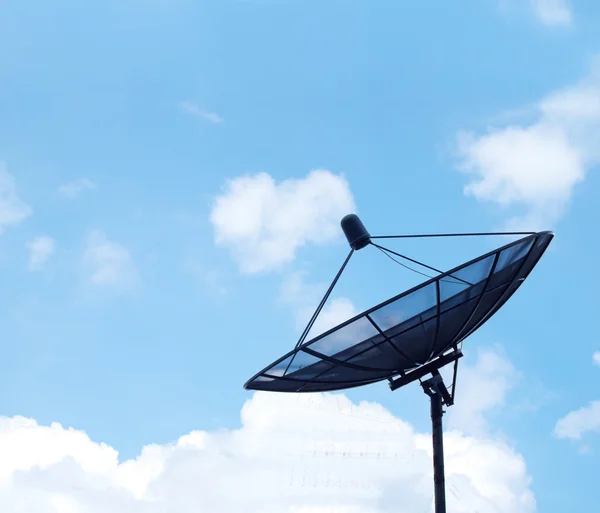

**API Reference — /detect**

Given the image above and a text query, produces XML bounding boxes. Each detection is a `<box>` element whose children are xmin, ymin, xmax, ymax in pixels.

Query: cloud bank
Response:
<box><xmin>0</xmin><ymin>350</ymin><xmax>535</xmax><ymax>513</ymax></box>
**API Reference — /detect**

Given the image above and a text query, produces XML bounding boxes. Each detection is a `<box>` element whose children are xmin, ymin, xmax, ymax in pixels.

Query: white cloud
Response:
<box><xmin>0</xmin><ymin>354</ymin><xmax>536</xmax><ymax>512</ymax></box>
<box><xmin>211</xmin><ymin>170</ymin><xmax>356</xmax><ymax>274</ymax></box>
<box><xmin>0</xmin><ymin>164</ymin><xmax>32</xmax><ymax>234</ymax></box>
<box><xmin>26</xmin><ymin>236</ymin><xmax>55</xmax><ymax>271</ymax></box>
<box><xmin>83</xmin><ymin>230</ymin><xmax>137</xmax><ymax>287</ymax></box>
<box><xmin>180</xmin><ymin>101</ymin><xmax>224</xmax><ymax>124</ymax></box>
<box><xmin>456</xmin><ymin>57</ymin><xmax>600</xmax><ymax>229</ymax></box>
<box><xmin>530</xmin><ymin>0</ymin><xmax>572</xmax><ymax>27</ymax></box>
<box><xmin>593</xmin><ymin>351</ymin><xmax>600</xmax><ymax>367</ymax></box>
<box><xmin>58</xmin><ymin>178</ymin><xmax>97</xmax><ymax>199</ymax></box>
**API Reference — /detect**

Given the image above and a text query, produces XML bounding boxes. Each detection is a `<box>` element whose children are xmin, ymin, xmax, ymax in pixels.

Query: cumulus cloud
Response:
<box><xmin>0</xmin><ymin>356</ymin><xmax>536</xmax><ymax>513</ymax></box>
<box><xmin>553</xmin><ymin>352</ymin><xmax>600</xmax><ymax>442</ymax></box>
<box><xmin>210</xmin><ymin>170</ymin><xmax>356</xmax><ymax>274</ymax></box>
<box><xmin>58</xmin><ymin>178</ymin><xmax>97</xmax><ymax>199</ymax></box>
<box><xmin>456</xmin><ymin>57</ymin><xmax>600</xmax><ymax>229</ymax></box>
<box><xmin>280</xmin><ymin>270</ymin><xmax>358</xmax><ymax>339</ymax></box>
<box><xmin>26</xmin><ymin>236</ymin><xmax>56</xmax><ymax>271</ymax></box>
<box><xmin>180</xmin><ymin>101</ymin><xmax>224</xmax><ymax>124</ymax></box>
<box><xmin>83</xmin><ymin>230</ymin><xmax>137</xmax><ymax>287</ymax></box>
<box><xmin>0</xmin><ymin>164</ymin><xmax>32</xmax><ymax>234</ymax></box>
<box><xmin>530</xmin><ymin>0</ymin><xmax>573</xmax><ymax>26</ymax></box>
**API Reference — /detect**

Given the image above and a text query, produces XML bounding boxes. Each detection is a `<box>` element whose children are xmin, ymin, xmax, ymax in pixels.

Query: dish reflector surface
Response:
<box><xmin>245</xmin><ymin>232</ymin><xmax>553</xmax><ymax>393</ymax></box>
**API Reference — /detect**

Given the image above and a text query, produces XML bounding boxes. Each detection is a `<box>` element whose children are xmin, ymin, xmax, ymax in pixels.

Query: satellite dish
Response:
<box><xmin>244</xmin><ymin>215</ymin><xmax>553</xmax><ymax>513</ymax></box>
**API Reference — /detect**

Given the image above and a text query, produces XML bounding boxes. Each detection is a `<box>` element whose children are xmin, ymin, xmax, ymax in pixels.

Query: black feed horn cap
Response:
<box><xmin>341</xmin><ymin>214</ymin><xmax>371</xmax><ymax>250</ymax></box>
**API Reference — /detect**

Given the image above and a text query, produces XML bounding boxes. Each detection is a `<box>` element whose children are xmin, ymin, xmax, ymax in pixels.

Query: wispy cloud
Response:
<box><xmin>0</xmin><ymin>164</ymin><xmax>32</xmax><ymax>234</ymax></box>
<box><xmin>594</xmin><ymin>351</ymin><xmax>600</xmax><ymax>367</ymax></box>
<box><xmin>180</xmin><ymin>101</ymin><xmax>224</xmax><ymax>124</ymax></box>
<box><xmin>530</xmin><ymin>0</ymin><xmax>573</xmax><ymax>27</ymax></box>
<box><xmin>181</xmin><ymin>257</ymin><xmax>228</xmax><ymax>297</ymax></box>
<box><xmin>58</xmin><ymin>178</ymin><xmax>97</xmax><ymax>199</ymax></box>
<box><xmin>27</xmin><ymin>236</ymin><xmax>56</xmax><ymax>271</ymax></box>
<box><xmin>83</xmin><ymin>230</ymin><xmax>137</xmax><ymax>288</ymax></box>
<box><xmin>280</xmin><ymin>270</ymin><xmax>357</xmax><ymax>339</ymax></box>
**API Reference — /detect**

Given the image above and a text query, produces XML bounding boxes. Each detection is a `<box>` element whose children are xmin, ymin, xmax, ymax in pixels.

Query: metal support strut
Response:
<box><xmin>422</xmin><ymin>371</ymin><xmax>452</xmax><ymax>513</ymax></box>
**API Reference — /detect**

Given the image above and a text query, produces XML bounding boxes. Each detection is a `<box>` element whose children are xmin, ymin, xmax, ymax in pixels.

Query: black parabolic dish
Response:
<box><xmin>245</xmin><ymin>231</ymin><xmax>553</xmax><ymax>393</ymax></box>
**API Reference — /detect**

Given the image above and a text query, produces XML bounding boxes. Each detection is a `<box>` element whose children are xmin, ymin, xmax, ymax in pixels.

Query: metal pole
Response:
<box><xmin>430</xmin><ymin>390</ymin><xmax>447</xmax><ymax>513</ymax></box>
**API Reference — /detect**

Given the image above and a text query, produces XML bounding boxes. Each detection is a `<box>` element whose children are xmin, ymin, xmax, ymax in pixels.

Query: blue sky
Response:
<box><xmin>0</xmin><ymin>1</ymin><xmax>599</xmax><ymax>512</ymax></box>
